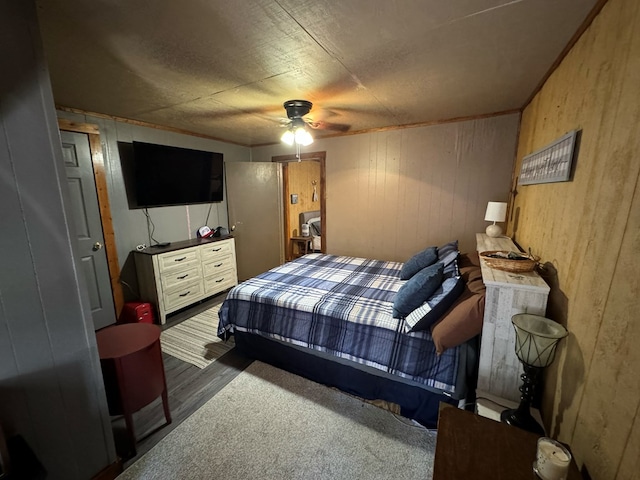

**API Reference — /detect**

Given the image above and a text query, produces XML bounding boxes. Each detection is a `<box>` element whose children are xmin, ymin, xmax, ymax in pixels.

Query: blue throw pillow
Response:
<box><xmin>404</xmin><ymin>275</ymin><xmax>466</xmax><ymax>332</ymax></box>
<box><xmin>400</xmin><ymin>246</ymin><xmax>438</xmax><ymax>280</ymax></box>
<box><xmin>393</xmin><ymin>263</ymin><xmax>444</xmax><ymax>318</ymax></box>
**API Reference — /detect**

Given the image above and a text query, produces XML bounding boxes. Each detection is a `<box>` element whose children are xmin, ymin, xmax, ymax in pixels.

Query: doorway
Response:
<box><xmin>58</xmin><ymin>119</ymin><xmax>123</xmax><ymax>328</ymax></box>
<box><xmin>226</xmin><ymin>161</ymin><xmax>283</xmax><ymax>281</ymax></box>
<box><xmin>272</xmin><ymin>151</ymin><xmax>326</xmax><ymax>261</ymax></box>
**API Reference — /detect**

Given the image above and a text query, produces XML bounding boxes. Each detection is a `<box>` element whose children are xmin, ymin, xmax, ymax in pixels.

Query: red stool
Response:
<box><xmin>96</xmin><ymin>323</ymin><xmax>171</xmax><ymax>456</ymax></box>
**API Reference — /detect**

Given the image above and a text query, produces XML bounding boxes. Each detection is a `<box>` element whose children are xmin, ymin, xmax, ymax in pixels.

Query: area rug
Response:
<box><xmin>160</xmin><ymin>303</ymin><xmax>234</xmax><ymax>368</ymax></box>
<box><xmin>117</xmin><ymin>361</ymin><xmax>436</xmax><ymax>480</ymax></box>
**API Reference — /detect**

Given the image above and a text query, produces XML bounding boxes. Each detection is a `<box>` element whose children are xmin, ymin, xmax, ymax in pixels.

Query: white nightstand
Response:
<box><xmin>475</xmin><ymin>233</ymin><xmax>550</xmax><ymax>402</ymax></box>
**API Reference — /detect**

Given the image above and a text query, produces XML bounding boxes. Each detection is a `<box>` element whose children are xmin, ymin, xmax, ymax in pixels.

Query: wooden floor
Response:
<box><xmin>110</xmin><ymin>296</ymin><xmax>253</xmax><ymax>469</ymax></box>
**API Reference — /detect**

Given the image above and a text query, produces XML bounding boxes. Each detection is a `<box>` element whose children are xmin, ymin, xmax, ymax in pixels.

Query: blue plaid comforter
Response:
<box><xmin>218</xmin><ymin>253</ymin><xmax>459</xmax><ymax>394</ymax></box>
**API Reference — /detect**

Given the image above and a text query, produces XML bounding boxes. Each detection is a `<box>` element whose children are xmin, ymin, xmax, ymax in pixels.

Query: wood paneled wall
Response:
<box><xmin>253</xmin><ymin>114</ymin><xmax>520</xmax><ymax>261</ymax></box>
<box><xmin>286</xmin><ymin>161</ymin><xmax>321</xmax><ymax>237</ymax></box>
<box><xmin>511</xmin><ymin>0</ymin><xmax>640</xmax><ymax>478</ymax></box>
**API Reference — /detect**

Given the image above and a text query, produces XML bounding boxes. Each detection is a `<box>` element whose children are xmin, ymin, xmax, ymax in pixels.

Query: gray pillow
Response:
<box><xmin>393</xmin><ymin>263</ymin><xmax>444</xmax><ymax>318</ymax></box>
<box><xmin>400</xmin><ymin>246</ymin><xmax>438</xmax><ymax>280</ymax></box>
<box><xmin>437</xmin><ymin>240</ymin><xmax>459</xmax><ymax>278</ymax></box>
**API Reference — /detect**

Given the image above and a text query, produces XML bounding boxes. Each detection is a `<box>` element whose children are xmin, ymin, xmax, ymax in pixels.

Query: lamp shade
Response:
<box><xmin>511</xmin><ymin>314</ymin><xmax>568</xmax><ymax>368</ymax></box>
<box><xmin>484</xmin><ymin>201</ymin><xmax>507</xmax><ymax>222</ymax></box>
<box><xmin>281</xmin><ymin>118</ymin><xmax>314</xmax><ymax>147</ymax></box>
<box><xmin>280</xmin><ymin>130</ymin><xmax>295</xmax><ymax>146</ymax></box>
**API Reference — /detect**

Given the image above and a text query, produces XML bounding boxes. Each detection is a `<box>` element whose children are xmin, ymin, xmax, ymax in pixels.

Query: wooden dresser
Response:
<box><xmin>476</xmin><ymin>233</ymin><xmax>550</xmax><ymax>402</ymax></box>
<box><xmin>134</xmin><ymin>236</ymin><xmax>237</xmax><ymax>324</ymax></box>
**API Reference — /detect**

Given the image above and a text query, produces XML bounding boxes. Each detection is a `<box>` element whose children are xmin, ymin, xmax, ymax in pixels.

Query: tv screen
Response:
<box><xmin>130</xmin><ymin>141</ymin><xmax>224</xmax><ymax>208</ymax></box>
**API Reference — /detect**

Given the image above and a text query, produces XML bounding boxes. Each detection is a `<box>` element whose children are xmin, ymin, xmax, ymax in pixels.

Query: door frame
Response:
<box><xmin>58</xmin><ymin>118</ymin><xmax>124</xmax><ymax>316</ymax></box>
<box><xmin>272</xmin><ymin>151</ymin><xmax>326</xmax><ymax>258</ymax></box>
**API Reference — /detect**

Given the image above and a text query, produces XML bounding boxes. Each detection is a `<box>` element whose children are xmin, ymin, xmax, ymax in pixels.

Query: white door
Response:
<box><xmin>226</xmin><ymin>162</ymin><xmax>283</xmax><ymax>281</ymax></box>
<box><xmin>61</xmin><ymin>130</ymin><xmax>116</xmax><ymax>329</ymax></box>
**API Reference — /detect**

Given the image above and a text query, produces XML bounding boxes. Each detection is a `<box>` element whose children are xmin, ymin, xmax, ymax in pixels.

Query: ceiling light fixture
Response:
<box><xmin>281</xmin><ymin>118</ymin><xmax>314</xmax><ymax>147</ymax></box>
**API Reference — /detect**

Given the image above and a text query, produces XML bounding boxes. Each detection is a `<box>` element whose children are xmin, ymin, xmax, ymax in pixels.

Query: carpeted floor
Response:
<box><xmin>117</xmin><ymin>360</ymin><xmax>437</xmax><ymax>480</ymax></box>
<box><xmin>160</xmin><ymin>303</ymin><xmax>234</xmax><ymax>368</ymax></box>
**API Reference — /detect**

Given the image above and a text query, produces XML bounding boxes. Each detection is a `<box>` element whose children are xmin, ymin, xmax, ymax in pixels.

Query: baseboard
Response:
<box><xmin>91</xmin><ymin>459</ymin><xmax>123</xmax><ymax>480</ymax></box>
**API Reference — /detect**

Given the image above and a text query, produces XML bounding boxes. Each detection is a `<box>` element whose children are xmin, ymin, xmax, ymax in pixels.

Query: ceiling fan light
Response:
<box><xmin>294</xmin><ymin>127</ymin><xmax>314</xmax><ymax>146</ymax></box>
<box><xmin>281</xmin><ymin>129</ymin><xmax>295</xmax><ymax>146</ymax></box>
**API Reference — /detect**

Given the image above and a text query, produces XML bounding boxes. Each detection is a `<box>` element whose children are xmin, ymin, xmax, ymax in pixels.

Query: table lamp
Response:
<box><xmin>501</xmin><ymin>313</ymin><xmax>568</xmax><ymax>435</ymax></box>
<box><xmin>484</xmin><ymin>201</ymin><xmax>507</xmax><ymax>237</ymax></box>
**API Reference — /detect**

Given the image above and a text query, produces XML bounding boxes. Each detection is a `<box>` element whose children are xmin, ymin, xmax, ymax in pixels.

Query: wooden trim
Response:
<box><xmin>90</xmin><ymin>459</ymin><xmax>123</xmax><ymax>480</ymax></box>
<box><xmin>56</xmin><ymin>105</ymin><xmax>250</xmax><ymax>147</ymax></box>
<box><xmin>282</xmin><ymin>164</ymin><xmax>292</xmax><ymax>261</ymax></box>
<box><xmin>272</xmin><ymin>151</ymin><xmax>327</xmax><ymax>255</ymax></box>
<box><xmin>57</xmin><ymin>119</ymin><xmax>125</xmax><ymax>317</ymax></box>
<box><xmin>59</xmin><ymin>102</ymin><xmax>520</xmax><ymax>150</ymax></box>
<box><xmin>257</xmin><ymin>110</ymin><xmax>521</xmax><ymax>147</ymax></box>
<box><xmin>522</xmin><ymin>0</ymin><xmax>610</xmax><ymax>109</ymax></box>
<box><xmin>57</xmin><ymin>118</ymin><xmax>100</xmax><ymax>135</ymax></box>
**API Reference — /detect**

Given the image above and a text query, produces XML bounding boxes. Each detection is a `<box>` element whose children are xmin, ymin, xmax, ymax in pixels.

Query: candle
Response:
<box><xmin>534</xmin><ymin>437</ymin><xmax>571</xmax><ymax>480</ymax></box>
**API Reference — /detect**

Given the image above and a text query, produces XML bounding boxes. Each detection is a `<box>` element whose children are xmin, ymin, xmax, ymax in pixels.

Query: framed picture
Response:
<box><xmin>519</xmin><ymin>130</ymin><xmax>578</xmax><ymax>185</ymax></box>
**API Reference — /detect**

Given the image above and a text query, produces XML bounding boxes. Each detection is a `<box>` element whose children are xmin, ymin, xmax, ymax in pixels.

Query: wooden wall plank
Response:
<box><xmin>286</xmin><ymin>160</ymin><xmax>321</xmax><ymax>237</ymax></box>
<box><xmin>511</xmin><ymin>0</ymin><xmax>640</xmax><ymax>477</ymax></box>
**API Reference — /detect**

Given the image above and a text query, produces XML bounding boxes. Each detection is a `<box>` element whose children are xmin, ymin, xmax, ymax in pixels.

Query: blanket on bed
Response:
<box><xmin>218</xmin><ymin>254</ymin><xmax>460</xmax><ymax>394</ymax></box>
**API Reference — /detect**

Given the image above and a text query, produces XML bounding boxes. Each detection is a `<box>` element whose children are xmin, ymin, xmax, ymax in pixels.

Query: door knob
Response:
<box><xmin>93</xmin><ymin>242</ymin><xmax>103</xmax><ymax>251</ymax></box>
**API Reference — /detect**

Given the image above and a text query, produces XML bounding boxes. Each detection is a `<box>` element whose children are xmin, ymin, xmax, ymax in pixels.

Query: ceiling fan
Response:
<box><xmin>281</xmin><ymin>99</ymin><xmax>351</xmax><ymax>134</ymax></box>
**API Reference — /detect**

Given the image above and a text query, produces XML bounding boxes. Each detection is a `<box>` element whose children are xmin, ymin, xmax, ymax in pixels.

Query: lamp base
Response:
<box><xmin>500</xmin><ymin>408</ymin><xmax>545</xmax><ymax>435</ymax></box>
<box><xmin>485</xmin><ymin>224</ymin><xmax>503</xmax><ymax>238</ymax></box>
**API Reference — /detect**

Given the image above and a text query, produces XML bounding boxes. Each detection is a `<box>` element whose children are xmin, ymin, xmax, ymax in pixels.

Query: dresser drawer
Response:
<box><xmin>202</xmin><ymin>254</ymin><xmax>235</xmax><ymax>277</ymax></box>
<box><xmin>204</xmin><ymin>269</ymin><xmax>237</xmax><ymax>295</ymax></box>
<box><xmin>200</xmin><ymin>241</ymin><xmax>233</xmax><ymax>261</ymax></box>
<box><xmin>157</xmin><ymin>247</ymin><xmax>200</xmax><ymax>273</ymax></box>
<box><xmin>160</xmin><ymin>264</ymin><xmax>202</xmax><ymax>291</ymax></box>
<box><xmin>163</xmin><ymin>279</ymin><xmax>204</xmax><ymax>312</ymax></box>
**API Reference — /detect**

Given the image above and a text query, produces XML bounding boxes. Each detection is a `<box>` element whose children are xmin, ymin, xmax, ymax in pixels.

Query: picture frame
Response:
<box><xmin>519</xmin><ymin>130</ymin><xmax>578</xmax><ymax>185</ymax></box>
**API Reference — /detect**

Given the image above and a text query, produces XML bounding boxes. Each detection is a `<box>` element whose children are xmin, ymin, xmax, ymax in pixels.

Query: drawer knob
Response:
<box><xmin>177</xmin><ymin>274</ymin><xmax>189</xmax><ymax>279</ymax></box>
<box><xmin>214</xmin><ymin>263</ymin><xmax>223</xmax><ymax>267</ymax></box>
<box><xmin>174</xmin><ymin>256</ymin><xmax>187</xmax><ymax>262</ymax></box>
<box><xmin>216</xmin><ymin>278</ymin><xmax>224</xmax><ymax>283</ymax></box>
<box><xmin>179</xmin><ymin>290</ymin><xmax>191</xmax><ymax>297</ymax></box>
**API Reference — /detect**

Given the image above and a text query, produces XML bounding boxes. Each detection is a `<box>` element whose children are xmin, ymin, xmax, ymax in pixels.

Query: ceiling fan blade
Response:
<box><xmin>307</xmin><ymin>120</ymin><xmax>351</xmax><ymax>133</ymax></box>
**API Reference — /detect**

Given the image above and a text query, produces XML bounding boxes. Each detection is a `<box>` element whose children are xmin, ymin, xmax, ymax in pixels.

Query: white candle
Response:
<box><xmin>535</xmin><ymin>437</ymin><xmax>571</xmax><ymax>480</ymax></box>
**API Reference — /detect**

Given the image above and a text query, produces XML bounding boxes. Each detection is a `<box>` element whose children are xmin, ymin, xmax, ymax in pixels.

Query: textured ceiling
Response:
<box><xmin>36</xmin><ymin>0</ymin><xmax>597</xmax><ymax>146</ymax></box>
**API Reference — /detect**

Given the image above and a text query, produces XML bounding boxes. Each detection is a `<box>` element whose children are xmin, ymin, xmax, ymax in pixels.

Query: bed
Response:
<box><xmin>299</xmin><ymin>210</ymin><xmax>321</xmax><ymax>251</ymax></box>
<box><xmin>217</xmin><ymin>241</ymin><xmax>485</xmax><ymax>428</ymax></box>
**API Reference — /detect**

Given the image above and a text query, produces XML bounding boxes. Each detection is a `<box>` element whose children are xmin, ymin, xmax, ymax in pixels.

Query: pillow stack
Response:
<box><xmin>393</xmin><ymin>240</ymin><xmax>464</xmax><ymax>333</ymax></box>
<box><xmin>430</xmin><ymin>251</ymin><xmax>486</xmax><ymax>354</ymax></box>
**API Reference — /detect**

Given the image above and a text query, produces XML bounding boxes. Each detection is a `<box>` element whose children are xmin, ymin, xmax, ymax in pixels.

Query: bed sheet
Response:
<box><xmin>218</xmin><ymin>253</ymin><xmax>460</xmax><ymax>394</ymax></box>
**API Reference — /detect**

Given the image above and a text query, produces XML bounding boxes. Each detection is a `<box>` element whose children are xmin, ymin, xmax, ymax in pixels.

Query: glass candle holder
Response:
<box><xmin>533</xmin><ymin>437</ymin><xmax>571</xmax><ymax>480</ymax></box>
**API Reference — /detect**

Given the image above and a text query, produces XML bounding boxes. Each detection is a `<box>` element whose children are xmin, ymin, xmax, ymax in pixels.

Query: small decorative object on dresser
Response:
<box><xmin>479</xmin><ymin>249</ymin><xmax>539</xmax><ymax>273</ymax></box>
<box><xmin>501</xmin><ymin>313</ymin><xmax>568</xmax><ymax>434</ymax></box>
<box><xmin>484</xmin><ymin>201</ymin><xmax>507</xmax><ymax>237</ymax></box>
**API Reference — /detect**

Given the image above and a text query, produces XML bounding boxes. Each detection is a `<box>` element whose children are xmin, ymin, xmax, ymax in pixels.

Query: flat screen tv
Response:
<box><xmin>130</xmin><ymin>141</ymin><xmax>224</xmax><ymax>208</ymax></box>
